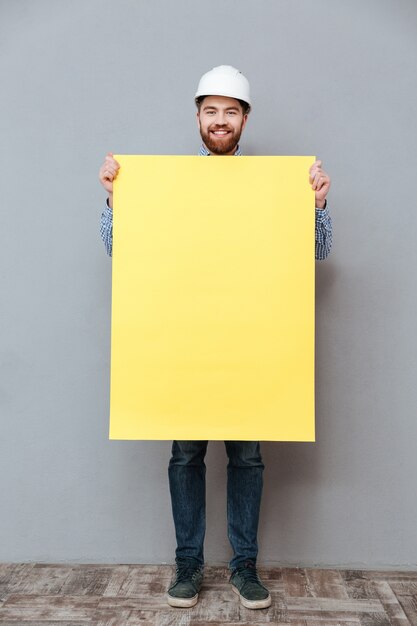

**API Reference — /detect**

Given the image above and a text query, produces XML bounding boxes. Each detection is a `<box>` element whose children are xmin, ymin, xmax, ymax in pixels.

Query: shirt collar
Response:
<box><xmin>199</xmin><ymin>144</ymin><xmax>242</xmax><ymax>156</ymax></box>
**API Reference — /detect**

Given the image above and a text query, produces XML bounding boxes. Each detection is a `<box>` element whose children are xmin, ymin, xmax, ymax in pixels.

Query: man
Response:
<box><xmin>99</xmin><ymin>65</ymin><xmax>332</xmax><ymax>610</ymax></box>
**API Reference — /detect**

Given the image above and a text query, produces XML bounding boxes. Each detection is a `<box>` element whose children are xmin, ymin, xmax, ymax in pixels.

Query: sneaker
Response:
<box><xmin>229</xmin><ymin>560</ymin><xmax>271</xmax><ymax>609</ymax></box>
<box><xmin>167</xmin><ymin>558</ymin><xmax>204</xmax><ymax>608</ymax></box>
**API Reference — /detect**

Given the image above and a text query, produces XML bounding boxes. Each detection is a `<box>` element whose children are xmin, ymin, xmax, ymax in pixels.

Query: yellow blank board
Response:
<box><xmin>110</xmin><ymin>155</ymin><xmax>315</xmax><ymax>441</ymax></box>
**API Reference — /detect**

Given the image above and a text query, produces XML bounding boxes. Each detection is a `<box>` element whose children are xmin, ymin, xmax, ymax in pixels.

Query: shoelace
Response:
<box><xmin>175</xmin><ymin>560</ymin><xmax>202</xmax><ymax>583</ymax></box>
<box><xmin>236</xmin><ymin>561</ymin><xmax>260</xmax><ymax>584</ymax></box>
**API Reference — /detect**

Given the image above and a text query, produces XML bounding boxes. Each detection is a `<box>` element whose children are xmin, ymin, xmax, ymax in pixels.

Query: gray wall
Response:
<box><xmin>1</xmin><ymin>0</ymin><xmax>416</xmax><ymax>567</ymax></box>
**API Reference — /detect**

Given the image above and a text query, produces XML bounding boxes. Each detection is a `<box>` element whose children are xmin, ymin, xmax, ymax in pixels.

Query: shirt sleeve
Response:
<box><xmin>100</xmin><ymin>198</ymin><xmax>113</xmax><ymax>257</ymax></box>
<box><xmin>315</xmin><ymin>201</ymin><xmax>332</xmax><ymax>260</ymax></box>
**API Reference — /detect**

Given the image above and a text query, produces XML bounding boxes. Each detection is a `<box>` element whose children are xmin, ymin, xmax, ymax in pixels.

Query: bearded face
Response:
<box><xmin>197</xmin><ymin>95</ymin><xmax>248</xmax><ymax>156</ymax></box>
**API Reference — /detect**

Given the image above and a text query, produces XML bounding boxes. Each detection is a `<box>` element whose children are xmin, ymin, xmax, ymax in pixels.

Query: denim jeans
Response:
<box><xmin>168</xmin><ymin>440</ymin><xmax>264</xmax><ymax>571</ymax></box>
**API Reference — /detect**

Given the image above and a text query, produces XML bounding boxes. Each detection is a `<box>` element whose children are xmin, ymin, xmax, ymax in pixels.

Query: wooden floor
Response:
<box><xmin>0</xmin><ymin>563</ymin><xmax>416</xmax><ymax>625</ymax></box>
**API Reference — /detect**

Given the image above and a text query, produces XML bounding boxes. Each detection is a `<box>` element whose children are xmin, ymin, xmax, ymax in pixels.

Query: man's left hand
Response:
<box><xmin>309</xmin><ymin>160</ymin><xmax>331</xmax><ymax>209</ymax></box>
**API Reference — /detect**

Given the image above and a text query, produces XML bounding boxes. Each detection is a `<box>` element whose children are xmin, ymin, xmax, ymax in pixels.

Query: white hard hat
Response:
<box><xmin>195</xmin><ymin>65</ymin><xmax>251</xmax><ymax>111</ymax></box>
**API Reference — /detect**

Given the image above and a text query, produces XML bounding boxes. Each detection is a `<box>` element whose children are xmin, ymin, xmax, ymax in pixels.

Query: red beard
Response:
<box><xmin>199</xmin><ymin>123</ymin><xmax>243</xmax><ymax>155</ymax></box>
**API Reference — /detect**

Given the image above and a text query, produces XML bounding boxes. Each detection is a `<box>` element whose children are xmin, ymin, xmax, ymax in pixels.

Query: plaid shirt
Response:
<box><xmin>100</xmin><ymin>146</ymin><xmax>332</xmax><ymax>259</ymax></box>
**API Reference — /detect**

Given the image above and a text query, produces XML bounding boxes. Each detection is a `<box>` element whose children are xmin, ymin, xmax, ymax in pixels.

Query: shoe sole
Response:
<box><xmin>167</xmin><ymin>592</ymin><xmax>198</xmax><ymax>608</ymax></box>
<box><xmin>231</xmin><ymin>584</ymin><xmax>272</xmax><ymax>609</ymax></box>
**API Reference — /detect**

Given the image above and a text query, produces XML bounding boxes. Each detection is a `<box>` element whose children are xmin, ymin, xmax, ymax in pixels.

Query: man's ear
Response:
<box><xmin>196</xmin><ymin>110</ymin><xmax>200</xmax><ymax>128</ymax></box>
<box><xmin>241</xmin><ymin>113</ymin><xmax>249</xmax><ymax>131</ymax></box>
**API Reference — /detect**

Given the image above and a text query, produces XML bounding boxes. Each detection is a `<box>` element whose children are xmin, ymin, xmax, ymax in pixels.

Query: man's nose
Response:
<box><xmin>216</xmin><ymin>112</ymin><xmax>227</xmax><ymax>125</ymax></box>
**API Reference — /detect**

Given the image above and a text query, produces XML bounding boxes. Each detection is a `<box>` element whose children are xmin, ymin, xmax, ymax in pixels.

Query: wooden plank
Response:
<box><xmin>119</xmin><ymin>564</ymin><xmax>172</xmax><ymax>578</ymax></box>
<box><xmin>0</xmin><ymin>563</ymin><xmax>35</xmax><ymax>601</ymax></box>
<box><xmin>305</xmin><ymin>621</ymin><xmax>361</xmax><ymax>626</ymax></box>
<box><xmin>390</xmin><ymin>583</ymin><xmax>417</xmax><ymax>596</ymax></box>
<box><xmin>343</xmin><ymin>571</ymin><xmax>379</xmax><ymax>600</ymax></box>
<box><xmin>2</xmin><ymin>593</ymin><xmax>99</xmax><ymax>608</ymax></box>
<box><xmin>156</xmin><ymin>610</ymin><xmax>193</xmax><ymax>626</ymax></box>
<box><xmin>5</xmin><ymin>564</ymin><xmax>72</xmax><ymax>595</ymax></box>
<box><xmin>99</xmin><ymin>594</ymin><xmax>169</xmax><ymax>610</ymax></box>
<box><xmin>238</xmin><ymin>594</ymin><xmax>287</xmax><ymax>622</ymax></box>
<box><xmin>189</xmin><ymin>587</ymin><xmax>240</xmax><ymax>622</ymax></box>
<box><xmin>94</xmin><ymin>608</ymin><xmax>153</xmax><ymax>625</ymax></box>
<box><xmin>59</xmin><ymin>565</ymin><xmax>114</xmax><ymax>595</ymax></box>
<box><xmin>204</xmin><ymin>566</ymin><xmax>230</xmax><ymax>582</ymax></box>
<box><xmin>306</xmin><ymin>569</ymin><xmax>350</xmax><ymax>599</ymax></box>
<box><xmin>0</xmin><ymin>606</ymin><xmax>96</xmax><ymax>621</ymax></box>
<box><xmin>302</xmin><ymin>613</ymin><xmax>361</xmax><ymax>626</ymax></box>
<box><xmin>359</xmin><ymin>613</ymin><xmax>391</xmax><ymax>626</ymax></box>
<box><xmin>364</xmin><ymin>572</ymin><xmax>417</xmax><ymax>582</ymax></box>
<box><xmin>97</xmin><ymin>609</ymin><xmax>159</xmax><ymax>626</ymax></box>
<box><xmin>285</xmin><ymin>597</ymin><xmax>385</xmax><ymax>613</ymax></box>
<box><xmin>102</xmin><ymin>565</ymin><xmax>130</xmax><ymax>596</ymax></box>
<box><xmin>372</xmin><ymin>581</ymin><xmax>411</xmax><ymax>626</ymax></box>
<box><xmin>283</xmin><ymin>568</ymin><xmax>314</xmax><ymax>597</ymax></box>
<box><xmin>0</xmin><ymin>563</ymin><xmax>35</xmax><ymax>584</ymax></box>
<box><xmin>258</xmin><ymin>566</ymin><xmax>284</xmax><ymax>581</ymax></box>
<box><xmin>117</xmin><ymin>565</ymin><xmax>172</xmax><ymax>597</ymax></box>
<box><xmin>394</xmin><ymin>595</ymin><xmax>417</xmax><ymax>626</ymax></box>
<box><xmin>0</xmin><ymin>622</ymin><xmax>89</xmax><ymax>626</ymax></box>
<box><xmin>90</xmin><ymin>608</ymin><xmax>133</xmax><ymax>624</ymax></box>
<box><xmin>124</xmin><ymin>611</ymin><xmax>162</xmax><ymax>625</ymax></box>
<box><xmin>290</xmin><ymin>612</ymin><xmax>363</xmax><ymax>622</ymax></box>
<box><xmin>185</xmin><ymin>623</ymin><xmax>302</xmax><ymax>626</ymax></box>
<box><xmin>0</xmin><ymin>594</ymin><xmax>101</xmax><ymax>623</ymax></box>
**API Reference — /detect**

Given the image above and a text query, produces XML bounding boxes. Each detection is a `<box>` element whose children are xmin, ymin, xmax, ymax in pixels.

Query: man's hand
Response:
<box><xmin>99</xmin><ymin>153</ymin><xmax>120</xmax><ymax>208</ymax></box>
<box><xmin>309</xmin><ymin>160</ymin><xmax>331</xmax><ymax>209</ymax></box>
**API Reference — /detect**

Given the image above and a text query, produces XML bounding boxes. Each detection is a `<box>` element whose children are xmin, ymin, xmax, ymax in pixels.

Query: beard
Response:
<box><xmin>199</xmin><ymin>121</ymin><xmax>244</xmax><ymax>155</ymax></box>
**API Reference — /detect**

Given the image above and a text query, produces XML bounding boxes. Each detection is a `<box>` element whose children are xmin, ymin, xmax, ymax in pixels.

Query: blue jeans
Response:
<box><xmin>168</xmin><ymin>440</ymin><xmax>264</xmax><ymax>571</ymax></box>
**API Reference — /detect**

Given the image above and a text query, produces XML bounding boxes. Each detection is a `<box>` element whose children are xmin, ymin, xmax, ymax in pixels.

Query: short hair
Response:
<box><xmin>196</xmin><ymin>96</ymin><xmax>250</xmax><ymax>115</ymax></box>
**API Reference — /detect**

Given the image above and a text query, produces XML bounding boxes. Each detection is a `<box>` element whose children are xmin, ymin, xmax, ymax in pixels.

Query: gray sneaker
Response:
<box><xmin>230</xmin><ymin>560</ymin><xmax>271</xmax><ymax>609</ymax></box>
<box><xmin>167</xmin><ymin>558</ymin><xmax>204</xmax><ymax>608</ymax></box>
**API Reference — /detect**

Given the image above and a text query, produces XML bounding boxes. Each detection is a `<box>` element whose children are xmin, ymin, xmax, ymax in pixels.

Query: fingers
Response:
<box><xmin>309</xmin><ymin>160</ymin><xmax>322</xmax><ymax>181</ymax></box>
<box><xmin>312</xmin><ymin>171</ymin><xmax>330</xmax><ymax>191</ymax></box>
<box><xmin>309</xmin><ymin>160</ymin><xmax>330</xmax><ymax>190</ymax></box>
<box><xmin>99</xmin><ymin>153</ymin><xmax>120</xmax><ymax>188</ymax></box>
<box><xmin>309</xmin><ymin>159</ymin><xmax>331</xmax><ymax>208</ymax></box>
<box><xmin>102</xmin><ymin>166</ymin><xmax>117</xmax><ymax>182</ymax></box>
<box><xmin>105</xmin><ymin>153</ymin><xmax>120</xmax><ymax>168</ymax></box>
<box><xmin>103</xmin><ymin>154</ymin><xmax>120</xmax><ymax>178</ymax></box>
<box><xmin>313</xmin><ymin>174</ymin><xmax>327</xmax><ymax>191</ymax></box>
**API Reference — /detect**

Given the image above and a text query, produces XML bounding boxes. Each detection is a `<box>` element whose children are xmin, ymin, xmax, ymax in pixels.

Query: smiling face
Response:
<box><xmin>197</xmin><ymin>95</ymin><xmax>248</xmax><ymax>155</ymax></box>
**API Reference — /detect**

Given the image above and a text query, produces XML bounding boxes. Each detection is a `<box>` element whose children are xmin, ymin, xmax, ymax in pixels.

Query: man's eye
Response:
<box><xmin>227</xmin><ymin>111</ymin><xmax>237</xmax><ymax>115</ymax></box>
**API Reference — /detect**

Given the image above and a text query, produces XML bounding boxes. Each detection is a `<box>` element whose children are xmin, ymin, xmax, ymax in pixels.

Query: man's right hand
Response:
<box><xmin>99</xmin><ymin>152</ymin><xmax>120</xmax><ymax>208</ymax></box>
